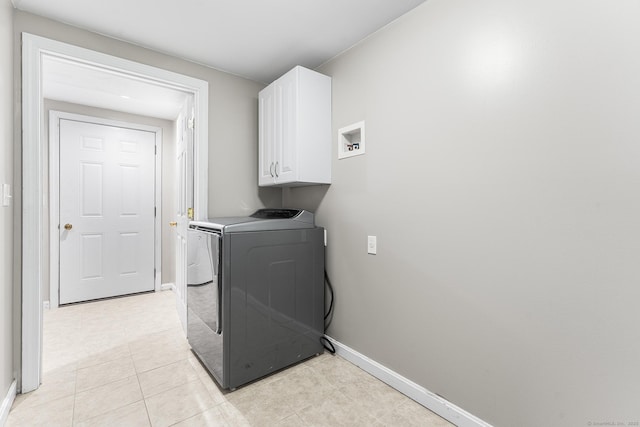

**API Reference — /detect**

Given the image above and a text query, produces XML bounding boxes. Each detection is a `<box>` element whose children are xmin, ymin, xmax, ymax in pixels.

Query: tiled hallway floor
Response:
<box><xmin>7</xmin><ymin>291</ymin><xmax>453</xmax><ymax>427</ymax></box>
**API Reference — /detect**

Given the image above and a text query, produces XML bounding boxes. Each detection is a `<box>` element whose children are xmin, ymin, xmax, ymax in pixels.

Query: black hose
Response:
<box><xmin>320</xmin><ymin>336</ymin><xmax>336</xmax><ymax>354</ymax></box>
<box><xmin>324</xmin><ymin>270</ymin><xmax>334</xmax><ymax>325</ymax></box>
<box><xmin>321</xmin><ymin>270</ymin><xmax>336</xmax><ymax>354</ymax></box>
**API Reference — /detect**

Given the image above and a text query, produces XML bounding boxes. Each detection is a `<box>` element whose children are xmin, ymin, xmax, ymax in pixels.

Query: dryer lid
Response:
<box><xmin>250</xmin><ymin>209</ymin><xmax>302</xmax><ymax>219</ymax></box>
<box><xmin>189</xmin><ymin>209</ymin><xmax>315</xmax><ymax>233</ymax></box>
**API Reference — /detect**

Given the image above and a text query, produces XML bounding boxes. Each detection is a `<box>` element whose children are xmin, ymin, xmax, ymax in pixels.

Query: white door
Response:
<box><xmin>175</xmin><ymin>98</ymin><xmax>194</xmax><ymax>334</ymax></box>
<box><xmin>59</xmin><ymin>119</ymin><xmax>156</xmax><ymax>304</ymax></box>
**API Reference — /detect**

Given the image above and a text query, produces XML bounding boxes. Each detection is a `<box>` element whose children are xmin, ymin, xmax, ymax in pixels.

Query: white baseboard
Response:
<box><xmin>324</xmin><ymin>336</ymin><xmax>492</xmax><ymax>427</ymax></box>
<box><xmin>0</xmin><ymin>380</ymin><xmax>17</xmax><ymax>426</ymax></box>
<box><xmin>161</xmin><ymin>283</ymin><xmax>175</xmax><ymax>292</ymax></box>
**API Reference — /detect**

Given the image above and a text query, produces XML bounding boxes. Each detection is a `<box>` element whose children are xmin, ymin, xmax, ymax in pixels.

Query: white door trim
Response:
<box><xmin>22</xmin><ymin>32</ymin><xmax>209</xmax><ymax>393</ymax></box>
<box><xmin>49</xmin><ymin>111</ymin><xmax>163</xmax><ymax>309</ymax></box>
<box><xmin>0</xmin><ymin>380</ymin><xmax>16</xmax><ymax>427</ymax></box>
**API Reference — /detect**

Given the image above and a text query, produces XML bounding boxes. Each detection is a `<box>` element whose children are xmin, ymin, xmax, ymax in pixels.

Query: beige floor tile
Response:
<box><xmin>43</xmin><ymin>326</ymin><xmax>83</xmax><ymax>349</ymax></box>
<box><xmin>297</xmin><ymin>390</ymin><xmax>384</xmax><ymax>427</ymax></box>
<box><xmin>145</xmin><ymin>380</ymin><xmax>218</xmax><ymax>427</ymax></box>
<box><xmin>78</xmin><ymin>314</ymin><xmax>128</xmax><ymax>334</ymax></box>
<box><xmin>196</xmin><ymin>371</ymin><xmax>229</xmax><ymax>405</ymax></box>
<box><xmin>79</xmin><ymin>313</ymin><xmax>126</xmax><ymax>330</ymax></box>
<box><xmin>41</xmin><ymin>348</ymin><xmax>82</xmax><ymax>375</ymax></box>
<box><xmin>76</xmin><ymin>355</ymin><xmax>136</xmax><ymax>392</ymax></box>
<box><xmin>128</xmin><ymin>327</ymin><xmax>188</xmax><ymax>355</ymax></box>
<box><xmin>138</xmin><ymin>359</ymin><xmax>200</xmax><ymax>398</ymax></box>
<box><xmin>185</xmin><ymin>354</ymin><xmax>232</xmax><ymax>404</ymax></box>
<box><xmin>301</xmin><ymin>352</ymin><xmax>341</xmax><ymax>371</ymax></box>
<box><xmin>337</xmin><ymin>374</ymin><xmax>410</xmax><ymax>419</ymax></box>
<box><xmin>263</xmin><ymin>365</ymin><xmax>335</xmax><ymax>412</ymax></box>
<box><xmin>81</xmin><ymin>330</ymin><xmax>130</xmax><ymax>353</ymax></box>
<box><xmin>307</xmin><ymin>353</ymin><xmax>372</xmax><ymax>387</ymax></box>
<box><xmin>6</xmin><ymin>395</ymin><xmax>74</xmax><ymax>427</ymax></box>
<box><xmin>76</xmin><ymin>343</ymin><xmax>132</xmax><ymax>369</ymax></box>
<box><xmin>213</xmin><ymin>402</ymin><xmax>253</xmax><ymax>427</ymax></box>
<box><xmin>43</xmin><ymin>305</ymin><xmax>86</xmax><ymax>328</ymax></box>
<box><xmin>10</xmin><ymin>369</ymin><xmax>76</xmax><ymax>411</ymax></box>
<box><xmin>73</xmin><ymin>375</ymin><xmax>143</xmax><ymax>422</ymax></box>
<box><xmin>186</xmin><ymin>353</ymin><xmax>210</xmax><ymax>378</ymax></box>
<box><xmin>128</xmin><ymin>320</ymin><xmax>177</xmax><ymax>337</ymax></box>
<box><xmin>276</xmin><ymin>413</ymin><xmax>309</xmax><ymax>427</ymax></box>
<box><xmin>224</xmin><ymin>385</ymin><xmax>297</xmax><ymax>427</ymax></box>
<box><xmin>223</xmin><ymin>378</ymin><xmax>270</xmax><ymax>403</ymax></box>
<box><xmin>171</xmin><ymin>405</ymin><xmax>231</xmax><ymax>427</ymax></box>
<box><xmin>74</xmin><ymin>400</ymin><xmax>151</xmax><ymax>427</ymax></box>
<box><xmin>132</xmin><ymin>344</ymin><xmax>192</xmax><ymax>373</ymax></box>
<box><xmin>377</xmin><ymin>399</ymin><xmax>455</xmax><ymax>427</ymax></box>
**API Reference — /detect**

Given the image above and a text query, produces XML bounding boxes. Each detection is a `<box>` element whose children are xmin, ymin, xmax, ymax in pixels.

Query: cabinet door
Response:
<box><xmin>274</xmin><ymin>69</ymin><xmax>298</xmax><ymax>184</ymax></box>
<box><xmin>258</xmin><ymin>84</ymin><xmax>276</xmax><ymax>186</ymax></box>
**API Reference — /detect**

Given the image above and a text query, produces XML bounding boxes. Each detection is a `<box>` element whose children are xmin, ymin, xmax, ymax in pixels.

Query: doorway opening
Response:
<box><xmin>21</xmin><ymin>33</ymin><xmax>209</xmax><ymax>393</ymax></box>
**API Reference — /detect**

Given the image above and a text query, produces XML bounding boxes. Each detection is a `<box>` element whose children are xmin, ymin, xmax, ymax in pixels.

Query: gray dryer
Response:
<box><xmin>187</xmin><ymin>209</ymin><xmax>325</xmax><ymax>389</ymax></box>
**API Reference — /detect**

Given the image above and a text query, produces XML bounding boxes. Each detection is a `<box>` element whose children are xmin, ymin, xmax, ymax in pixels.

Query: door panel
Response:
<box><xmin>276</xmin><ymin>70</ymin><xmax>297</xmax><ymax>183</ymax></box>
<box><xmin>120</xmin><ymin>165</ymin><xmax>141</xmax><ymax>214</ymax></box>
<box><xmin>59</xmin><ymin>119</ymin><xmax>156</xmax><ymax>304</ymax></box>
<box><xmin>80</xmin><ymin>162</ymin><xmax>103</xmax><ymax>215</ymax></box>
<box><xmin>119</xmin><ymin>232</ymin><xmax>139</xmax><ymax>274</ymax></box>
<box><xmin>258</xmin><ymin>84</ymin><xmax>276</xmax><ymax>186</ymax></box>
<box><xmin>80</xmin><ymin>234</ymin><xmax>103</xmax><ymax>279</ymax></box>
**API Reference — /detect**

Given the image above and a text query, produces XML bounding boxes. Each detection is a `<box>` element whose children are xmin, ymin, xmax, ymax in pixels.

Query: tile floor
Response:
<box><xmin>7</xmin><ymin>290</ymin><xmax>453</xmax><ymax>427</ymax></box>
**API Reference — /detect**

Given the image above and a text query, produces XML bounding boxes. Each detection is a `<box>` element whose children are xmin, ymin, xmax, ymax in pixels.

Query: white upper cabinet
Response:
<box><xmin>258</xmin><ymin>66</ymin><xmax>331</xmax><ymax>187</ymax></box>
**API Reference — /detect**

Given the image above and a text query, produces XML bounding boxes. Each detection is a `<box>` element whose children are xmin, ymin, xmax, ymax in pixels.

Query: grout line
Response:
<box><xmin>134</xmin><ymin>338</ymin><xmax>154</xmax><ymax>426</ymax></box>
<box><xmin>71</xmin><ymin>357</ymin><xmax>78</xmax><ymax>426</ymax></box>
<box><xmin>131</xmin><ymin>374</ymin><xmax>153</xmax><ymax>427</ymax></box>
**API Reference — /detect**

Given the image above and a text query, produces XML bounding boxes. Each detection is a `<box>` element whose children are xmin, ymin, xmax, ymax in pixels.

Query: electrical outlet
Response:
<box><xmin>367</xmin><ymin>235</ymin><xmax>377</xmax><ymax>255</ymax></box>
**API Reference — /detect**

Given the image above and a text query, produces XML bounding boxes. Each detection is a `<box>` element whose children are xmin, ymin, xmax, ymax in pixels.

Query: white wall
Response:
<box><xmin>286</xmin><ymin>1</ymin><xmax>640</xmax><ymax>425</ymax></box>
<box><xmin>0</xmin><ymin>0</ymin><xmax>14</xmax><ymax>407</ymax></box>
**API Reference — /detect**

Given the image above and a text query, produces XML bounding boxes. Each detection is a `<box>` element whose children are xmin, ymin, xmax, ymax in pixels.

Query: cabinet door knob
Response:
<box><xmin>169</xmin><ymin>221</ymin><xmax>177</xmax><ymax>227</ymax></box>
<box><xmin>270</xmin><ymin>162</ymin><xmax>275</xmax><ymax>177</ymax></box>
<box><xmin>275</xmin><ymin>162</ymin><xmax>279</xmax><ymax>177</ymax></box>
<box><xmin>64</xmin><ymin>223</ymin><xmax>72</xmax><ymax>230</ymax></box>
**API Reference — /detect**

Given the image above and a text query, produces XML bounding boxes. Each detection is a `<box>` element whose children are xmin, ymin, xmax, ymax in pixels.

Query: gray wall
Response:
<box><xmin>42</xmin><ymin>100</ymin><xmax>178</xmax><ymax>301</ymax></box>
<box><xmin>285</xmin><ymin>1</ymin><xmax>640</xmax><ymax>426</ymax></box>
<box><xmin>1</xmin><ymin>0</ymin><xmax>15</xmax><ymax>405</ymax></box>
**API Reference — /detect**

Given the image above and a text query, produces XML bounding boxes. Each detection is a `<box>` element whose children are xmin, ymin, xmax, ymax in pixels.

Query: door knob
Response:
<box><xmin>169</xmin><ymin>221</ymin><xmax>177</xmax><ymax>227</ymax></box>
<box><xmin>64</xmin><ymin>223</ymin><xmax>73</xmax><ymax>230</ymax></box>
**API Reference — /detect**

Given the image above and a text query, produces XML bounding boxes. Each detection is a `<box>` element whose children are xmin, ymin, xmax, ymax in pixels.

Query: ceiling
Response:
<box><xmin>43</xmin><ymin>56</ymin><xmax>189</xmax><ymax>120</ymax></box>
<box><xmin>13</xmin><ymin>0</ymin><xmax>427</xmax><ymax>84</ymax></box>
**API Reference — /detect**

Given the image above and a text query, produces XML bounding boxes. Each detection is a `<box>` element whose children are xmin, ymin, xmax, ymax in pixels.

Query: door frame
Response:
<box><xmin>22</xmin><ymin>33</ymin><xmax>209</xmax><ymax>393</ymax></box>
<box><xmin>49</xmin><ymin>111</ymin><xmax>163</xmax><ymax>309</ymax></box>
